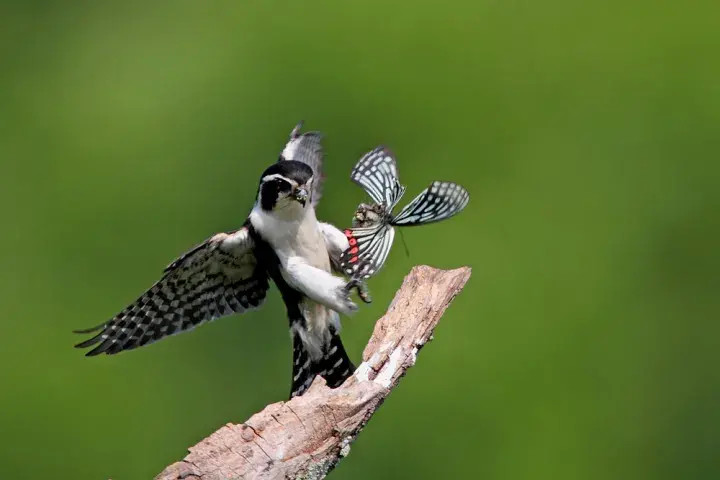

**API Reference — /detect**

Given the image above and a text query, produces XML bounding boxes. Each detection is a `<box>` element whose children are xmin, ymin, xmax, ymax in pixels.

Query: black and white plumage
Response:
<box><xmin>280</xmin><ymin>123</ymin><xmax>324</xmax><ymax>207</ymax></box>
<box><xmin>76</xmin><ymin>123</ymin><xmax>365</xmax><ymax>398</ymax></box>
<box><xmin>340</xmin><ymin>147</ymin><xmax>470</xmax><ymax>279</ymax></box>
<box><xmin>74</xmin><ymin>229</ymin><xmax>269</xmax><ymax>354</ymax></box>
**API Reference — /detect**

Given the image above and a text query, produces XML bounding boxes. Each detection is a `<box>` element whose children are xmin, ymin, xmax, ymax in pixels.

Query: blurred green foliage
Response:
<box><xmin>1</xmin><ymin>0</ymin><xmax>719</xmax><ymax>478</ymax></box>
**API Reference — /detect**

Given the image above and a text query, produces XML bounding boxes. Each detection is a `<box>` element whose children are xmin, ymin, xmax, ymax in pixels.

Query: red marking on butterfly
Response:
<box><xmin>349</xmin><ymin>246</ymin><xmax>359</xmax><ymax>254</ymax></box>
<box><xmin>349</xmin><ymin>238</ymin><xmax>357</xmax><ymax>246</ymax></box>
<box><xmin>349</xmin><ymin>256</ymin><xmax>359</xmax><ymax>263</ymax></box>
<box><xmin>344</xmin><ymin>229</ymin><xmax>353</xmax><ymax>238</ymax></box>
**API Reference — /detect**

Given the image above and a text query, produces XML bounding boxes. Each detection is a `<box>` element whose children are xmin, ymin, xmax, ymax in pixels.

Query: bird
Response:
<box><xmin>340</xmin><ymin>146</ymin><xmax>470</xmax><ymax>279</ymax></box>
<box><xmin>75</xmin><ymin>123</ymin><xmax>368</xmax><ymax>398</ymax></box>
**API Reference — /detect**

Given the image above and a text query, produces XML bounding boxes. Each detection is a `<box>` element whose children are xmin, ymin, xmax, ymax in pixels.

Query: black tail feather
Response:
<box><xmin>290</xmin><ymin>331</ymin><xmax>314</xmax><ymax>397</ymax></box>
<box><xmin>290</xmin><ymin>327</ymin><xmax>355</xmax><ymax>398</ymax></box>
<box><xmin>319</xmin><ymin>328</ymin><xmax>355</xmax><ymax>388</ymax></box>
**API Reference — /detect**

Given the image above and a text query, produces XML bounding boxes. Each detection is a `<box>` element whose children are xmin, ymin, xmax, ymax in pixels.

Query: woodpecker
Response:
<box><xmin>75</xmin><ymin>123</ymin><xmax>368</xmax><ymax>397</ymax></box>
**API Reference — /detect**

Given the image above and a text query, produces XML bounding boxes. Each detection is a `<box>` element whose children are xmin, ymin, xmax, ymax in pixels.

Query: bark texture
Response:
<box><xmin>156</xmin><ymin>265</ymin><xmax>471</xmax><ymax>480</ymax></box>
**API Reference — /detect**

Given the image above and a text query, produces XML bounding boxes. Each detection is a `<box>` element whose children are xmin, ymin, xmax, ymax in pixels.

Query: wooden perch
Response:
<box><xmin>156</xmin><ymin>265</ymin><xmax>471</xmax><ymax>480</ymax></box>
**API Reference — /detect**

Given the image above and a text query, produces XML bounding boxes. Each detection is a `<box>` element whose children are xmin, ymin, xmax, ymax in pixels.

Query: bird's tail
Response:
<box><xmin>290</xmin><ymin>325</ymin><xmax>355</xmax><ymax>398</ymax></box>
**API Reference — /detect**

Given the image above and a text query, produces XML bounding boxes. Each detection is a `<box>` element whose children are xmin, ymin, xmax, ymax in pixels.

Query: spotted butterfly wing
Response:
<box><xmin>392</xmin><ymin>181</ymin><xmax>469</xmax><ymax>226</ymax></box>
<box><xmin>350</xmin><ymin>147</ymin><xmax>406</xmax><ymax>208</ymax></box>
<box><xmin>340</xmin><ymin>224</ymin><xmax>396</xmax><ymax>279</ymax></box>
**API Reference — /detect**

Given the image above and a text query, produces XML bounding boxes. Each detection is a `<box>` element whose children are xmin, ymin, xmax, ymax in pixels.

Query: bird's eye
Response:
<box><xmin>276</xmin><ymin>179</ymin><xmax>291</xmax><ymax>192</ymax></box>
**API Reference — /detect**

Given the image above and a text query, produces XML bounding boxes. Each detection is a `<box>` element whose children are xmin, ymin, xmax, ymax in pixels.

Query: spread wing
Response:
<box><xmin>280</xmin><ymin>122</ymin><xmax>324</xmax><ymax>206</ymax></box>
<box><xmin>340</xmin><ymin>224</ymin><xmax>395</xmax><ymax>279</ymax></box>
<box><xmin>351</xmin><ymin>147</ymin><xmax>406</xmax><ymax>209</ymax></box>
<box><xmin>74</xmin><ymin>227</ymin><xmax>269</xmax><ymax>356</ymax></box>
<box><xmin>392</xmin><ymin>181</ymin><xmax>470</xmax><ymax>226</ymax></box>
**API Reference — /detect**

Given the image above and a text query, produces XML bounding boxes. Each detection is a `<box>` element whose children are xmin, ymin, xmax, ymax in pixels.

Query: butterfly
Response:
<box><xmin>340</xmin><ymin>146</ymin><xmax>470</xmax><ymax>279</ymax></box>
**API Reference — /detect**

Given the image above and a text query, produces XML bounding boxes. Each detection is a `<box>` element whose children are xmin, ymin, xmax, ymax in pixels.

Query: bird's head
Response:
<box><xmin>257</xmin><ymin>161</ymin><xmax>314</xmax><ymax>215</ymax></box>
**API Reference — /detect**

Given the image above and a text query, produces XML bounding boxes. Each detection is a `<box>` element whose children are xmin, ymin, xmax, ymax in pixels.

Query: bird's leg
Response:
<box><xmin>284</xmin><ymin>258</ymin><xmax>359</xmax><ymax>315</ymax></box>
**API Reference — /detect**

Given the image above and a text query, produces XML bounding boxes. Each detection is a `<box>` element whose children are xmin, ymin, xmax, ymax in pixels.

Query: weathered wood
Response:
<box><xmin>156</xmin><ymin>265</ymin><xmax>472</xmax><ymax>480</ymax></box>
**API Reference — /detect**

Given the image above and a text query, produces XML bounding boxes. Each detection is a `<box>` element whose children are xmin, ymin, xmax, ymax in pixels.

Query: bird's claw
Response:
<box><xmin>344</xmin><ymin>278</ymin><xmax>372</xmax><ymax>304</ymax></box>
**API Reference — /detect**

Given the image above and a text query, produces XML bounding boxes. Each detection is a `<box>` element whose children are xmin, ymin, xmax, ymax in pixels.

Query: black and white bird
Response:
<box><xmin>75</xmin><ymin>123</ymin><xmax>367</xmax><ymax>397</ymax></box>
<box><xmin>341</xmin><ymin>146</ymin><xmax>470</xmax><ymax>279</ymax></box>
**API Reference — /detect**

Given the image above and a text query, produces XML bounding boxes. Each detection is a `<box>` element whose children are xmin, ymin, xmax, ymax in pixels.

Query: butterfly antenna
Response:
<box><xmin>398</xmin><ymin>229</ymin><xmax>410</xmax><ymax>258</ymax></box>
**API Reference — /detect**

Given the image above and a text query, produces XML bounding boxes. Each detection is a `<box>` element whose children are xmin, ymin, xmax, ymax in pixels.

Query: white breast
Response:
<box><xmin>250</xmin><ymin>203</ymin><xmax>339</xmax><ymax>357</ymax></box>
<box><xmin>249</xmin><ymin>204</ymin><xmax>330</xmax><ymax>272</ymax></box>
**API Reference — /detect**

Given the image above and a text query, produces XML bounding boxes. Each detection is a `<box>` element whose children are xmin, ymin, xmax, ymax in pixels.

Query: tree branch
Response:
<box><xmin>156</xmin><ymin>265</ymin><xmax>471</xmax><ymax>480</ymax></box>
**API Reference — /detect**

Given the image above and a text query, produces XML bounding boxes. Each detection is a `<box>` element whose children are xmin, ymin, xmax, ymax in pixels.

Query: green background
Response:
<box><xmin>2</xmin><ymin>1</ymin><xmax>718</xmax><ymax>478</ymax></box>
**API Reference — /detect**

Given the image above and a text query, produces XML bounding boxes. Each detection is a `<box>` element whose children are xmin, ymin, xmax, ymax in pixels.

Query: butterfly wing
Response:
<box><xmin>392</xmin><ymin>181</ymin><xmax>469</xmax><ymax>226</ymax></box>
<box><xmin>340</xmin><ymin>224</ymin><xmax>396</xmax><ymax>279</ymax></box>
<box><xmin>351</xmin><ymin>147</ymin><xmax>406</xmax><ymax>208</ymax></box>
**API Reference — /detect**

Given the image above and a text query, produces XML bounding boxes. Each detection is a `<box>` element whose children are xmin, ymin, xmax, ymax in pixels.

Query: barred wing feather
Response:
<box><xmin>280</xmin><ymin>122</ymin><xmax>325</xmax><ymax>206</ymax></box>
<box><xmin>74</xmin><ymin>228</ymin><xmax>269</xmax><ymax>356</ymax></box>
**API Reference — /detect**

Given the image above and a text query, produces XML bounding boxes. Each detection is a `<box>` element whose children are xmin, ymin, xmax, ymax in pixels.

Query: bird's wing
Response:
<box><xmin>74</xmin><ymin>227</ymin><xmax>269</xmax><ymax>356</ymax></box>
<box><xmin>392</xmin><ymin>181</ymin><xmax>470</xmax><ymax>226</ymax></box>
<box><xmin>351</xmin><ymin>147</ymin><xmax>406</xmax><ymax>209</ymax></box>
<box><xmin>318</xmin><ymin>221</ymin><xmax>350</xmax><ymax>273</ymax></box>
<box><xmin>279</xmin><ymin>122</ymin><xmax>324</xmax><ymax>206</ymax></box>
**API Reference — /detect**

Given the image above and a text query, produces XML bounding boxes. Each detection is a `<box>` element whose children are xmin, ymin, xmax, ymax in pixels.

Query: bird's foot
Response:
<box><xmin>344</xmin><ymin>278</ymin><xmax>372</xmax><ymax>304</ymax></box>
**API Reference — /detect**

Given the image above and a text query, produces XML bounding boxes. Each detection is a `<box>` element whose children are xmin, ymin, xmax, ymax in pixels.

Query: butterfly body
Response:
<box><xmin>352</xmin><ymin>202</ymin><xmax>391</xmax><ymax>228</ymax></box>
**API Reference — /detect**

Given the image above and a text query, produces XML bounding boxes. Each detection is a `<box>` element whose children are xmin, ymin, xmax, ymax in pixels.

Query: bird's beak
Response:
<box><xmin>293</xmin><ymin>187</ymin><xmax>308</xmax><ymax>207</ymax></box>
